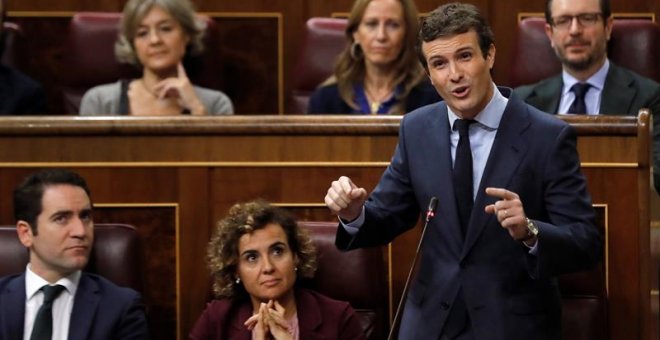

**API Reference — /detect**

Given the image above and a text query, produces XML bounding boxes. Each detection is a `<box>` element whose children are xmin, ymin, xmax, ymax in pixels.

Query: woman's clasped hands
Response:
<box><xmin>244</xmin><ymin>300</ymin><xmax>294</xmax><ymax>340</ymax></box>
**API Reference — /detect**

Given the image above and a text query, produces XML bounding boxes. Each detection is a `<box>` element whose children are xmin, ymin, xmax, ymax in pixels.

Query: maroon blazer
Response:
<box><xmin>189</xmin><ymin>288</ymin><xmax>366</xmax><ymax>340</ymax></box>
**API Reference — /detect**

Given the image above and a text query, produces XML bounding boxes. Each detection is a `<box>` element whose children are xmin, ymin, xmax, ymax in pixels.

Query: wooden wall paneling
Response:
<box><xmin>93</xmin><ymin>205</ymin><xmax>178</xmax><ymax>340</ymax></box>
<box><xmin>203</xmin><ymin>13</ymin><xmax>281</xmax><ymax>114</ymax></box>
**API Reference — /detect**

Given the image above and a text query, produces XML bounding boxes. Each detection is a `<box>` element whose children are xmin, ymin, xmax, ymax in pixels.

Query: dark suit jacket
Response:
<box><xmin>0</xmin><ymin>64</ymin><xmax>46</xmax><ymax>115</ymax></box>
<box><xmin>189</xmin><ymin>288</ymin><xmax>366</xmax><ymax>340</ymax></box>
<box><xmin>336</xmin><ymin>88</ymin><xmax>602</xmax><ymax>340</ymax></box>
<box><xmin>0</xmin><ymin>272</ymin><xmax>149</xmax><ymax>340</ymax></box>
<box><xmin>307</xmin><ymin>80</ymin><xmax>441</xmax><ymax>114</ymax></box>
<box><xmin>513</xmin><ymin>63</ymin><xmax>660</xmax><ymax>194</ymax></box>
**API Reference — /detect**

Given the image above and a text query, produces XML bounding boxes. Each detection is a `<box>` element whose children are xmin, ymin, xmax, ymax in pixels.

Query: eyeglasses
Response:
<box><xmin>550</xmin><ymin>13</ymin><xmax>603</xmax><ymax>30</ymax></box>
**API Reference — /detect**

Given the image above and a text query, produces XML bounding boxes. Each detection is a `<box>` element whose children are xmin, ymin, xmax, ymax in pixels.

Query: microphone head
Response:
<box><xmin>425</xmin><ymin>197</ymin><xmax>438</xmax><ymax>221</ymax></box>
<box><xmin>427</xmin><ymin>197</ymin><xmax>438</xmax><ymax>212</ymax></box>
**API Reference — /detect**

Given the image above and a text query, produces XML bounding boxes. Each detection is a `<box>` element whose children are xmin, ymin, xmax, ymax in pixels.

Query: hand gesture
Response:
<box><xmin>264</xmin><ymin>301</ymin><xmax>294</xmax><ymax>340</ymax></box>
<box><xmin>325</xmin><ymin>176</ymin><xmax>368</xmax><ymax>222</ymax></box>
<box><xmin>244</xmin><ymin>301</ymin><xmax>293</xmax><ymax>340</ymax></box>
<box><xmin>152</xmin><ymin>62</ymin><xmax>207</xmax><ymax>115</ymax></box>
<box><xmin>484</xmin><ymin>187</ymin><xmax>535</xmax><ymax>245</ymax></box>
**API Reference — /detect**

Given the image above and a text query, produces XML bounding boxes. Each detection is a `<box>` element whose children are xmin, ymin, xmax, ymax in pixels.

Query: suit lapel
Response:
<box><xmin>0</xmin><ymin>275</ymin><xmax>27</xmax><ymax>340</ymax></box>
<box><xmin>462</xmin><ymin>95</ymin><xmax>530</xmax><ymax>258</ymax></box>
<box><xmin>600</xmin><ymin>64</ymin><xmax>636</xmax><ymax>114</ymax></box>
<box><xmin>525</xmin><ymin>75</ymin><xmax>562</xmax><ymax>114</ymax></box>
<box><xmin>68</xmin><ymin>274</ymin><xmax>101</xmax><ymax>340</ymax></box>
<box><xmin>423</xmin><ymin>105</ymin><xmax>465</xmax><ymax>254</ymax></box>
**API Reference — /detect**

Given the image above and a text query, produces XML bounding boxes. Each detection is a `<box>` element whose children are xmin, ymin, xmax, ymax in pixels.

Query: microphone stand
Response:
<box><xmin>387</xmin><ymin>197</ymin><xmax>438</xmax><ymax>340</ymax></box>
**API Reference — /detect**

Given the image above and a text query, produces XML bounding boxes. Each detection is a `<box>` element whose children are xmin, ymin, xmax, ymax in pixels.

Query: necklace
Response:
<box><xmin>140</xmin><ymin>79</ymin><xmax>159</xmax><ymax>98</ymax></box>
<box><xmin>365</xmin><ymin>87</ymin><xmax>393</xmax><ymax>114</ymax></box>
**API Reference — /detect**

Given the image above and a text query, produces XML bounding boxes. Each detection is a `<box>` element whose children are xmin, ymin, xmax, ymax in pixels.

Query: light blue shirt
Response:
<box><xmin>448</xmin><ymin>84</ymin><xmax>507</xmax><ymax>200</ymax></box>
<box><xmin>558</xmin><ymin>59</ymin><xmax>609</xmax><ymax>115</ymax></box>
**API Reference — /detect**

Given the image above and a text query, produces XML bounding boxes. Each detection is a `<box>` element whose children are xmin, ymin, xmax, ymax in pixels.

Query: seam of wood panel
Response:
<box><xmin>593</xmin><ymin>204</ymin><xmax>609</xmax><ymax>297</ymax></box>
<box><xmin>581</xmin><ymin>162</ymin><xmax>638</xmax><ymax>168</ymax></box>
<box><xmin>94</xmin><ymin>203</ymin><xmax>181</xmax><ymax>340</ymax></box>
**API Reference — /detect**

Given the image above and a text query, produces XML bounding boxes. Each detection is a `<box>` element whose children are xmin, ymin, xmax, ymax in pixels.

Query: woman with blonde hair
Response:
<box><xmin>308</xmin><ymin>0</ymin><xmax>439</xmax><ymax>114</ymax></box>
<box><xmin>190</xmin><ymin>200</ymin><xmax>365</xmax><ymax>340</ymax></box>
<box><xmin>80</xmin><ymin>0</ymin><xmax>233</xmax><ymax>115</ymax></box>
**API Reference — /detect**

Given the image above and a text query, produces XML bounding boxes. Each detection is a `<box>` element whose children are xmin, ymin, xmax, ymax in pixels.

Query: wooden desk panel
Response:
<box><xmin>0</xmin><ymin>114</ymin><xmax>651</xmax><ymax>340</ymax></box>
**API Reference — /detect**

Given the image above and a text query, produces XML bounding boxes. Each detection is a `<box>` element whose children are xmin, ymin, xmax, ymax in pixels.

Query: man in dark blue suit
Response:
<box><xmin>325</xmin><ymin>3</ymin><xmax>602</xmax><ymax>340</ymax></box>
<box><xmin>0</xmin><ymin>169</ymin><xmax>149</xmax><ymax>340</ymax></box>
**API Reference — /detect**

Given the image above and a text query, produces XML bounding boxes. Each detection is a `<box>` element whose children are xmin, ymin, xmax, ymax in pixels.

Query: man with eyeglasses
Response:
<box><xmin>514</xmin><ymin>0</ymin><xmax>660</xmax><ymax>195</ymax></box>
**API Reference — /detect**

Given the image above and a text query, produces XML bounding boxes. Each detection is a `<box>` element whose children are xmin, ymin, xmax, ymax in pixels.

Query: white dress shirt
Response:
<box><xmin>24</xmin><ymin>264</ymin><xmax>80</xmax><ymax>340</ymax></box>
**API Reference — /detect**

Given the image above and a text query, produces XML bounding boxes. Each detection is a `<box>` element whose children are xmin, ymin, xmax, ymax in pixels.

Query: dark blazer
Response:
<box><xmin>189</xmin><ymin>288</ymin><xmax>366</xmax><ymax>340</ymax></box>
<box><xmin>513</xmin><ymin>63</ymin><xmax>660</xmax><ymax>194</ymax></box>
<box><xmin>0</xmin><ymin>64</ymin><xmax>46</xmax><ymax>115</ymax></box>
<box><xmin>307</xmin><ymin>80</ymin><xmax>441</xmax><ymax>114</ymax></box>
<box><xmin>0</xmin><ymin>272</ymin><xmax>149</xmax><ymax>340</ymax></box>
<box><xmin>336</xmin><ymin>88</ymin><xmax>602</xmax><ymax>340</ymax></box>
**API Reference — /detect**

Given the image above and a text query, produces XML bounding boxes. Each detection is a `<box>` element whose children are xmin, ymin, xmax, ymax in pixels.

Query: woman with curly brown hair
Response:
<box><xmin>189</xmin><ymin>200</ymin><xmax>366</xmax><ymax>340</ymax></box>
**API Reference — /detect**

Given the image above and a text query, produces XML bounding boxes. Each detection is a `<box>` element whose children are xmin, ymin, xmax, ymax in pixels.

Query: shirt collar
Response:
<box><xmin>448</xmin><ymin>83</ymin><xmax>507</xmax><ymax>130</ymax></box>
<box><xmin>25</xmin><ymin>264</ymin><xmax>81</xmax><ymax>300</ymax></box>
<box><xmin>561</xmin><ymin>58</ymin><xmax>610</xmax><ymax>94</ymax></box>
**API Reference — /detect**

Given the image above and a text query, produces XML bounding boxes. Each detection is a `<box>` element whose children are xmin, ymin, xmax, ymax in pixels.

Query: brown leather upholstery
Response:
<box><xmin>0</xmin><ymin>223</ymin><xmax>143</xmax><ymax>293</ymax></box>
<box><xmin>559</xmin><ymin>270</ymin><xmax>607</xmax><ymax>339</ymax></box>
<box><xmin>58</xmin><ymin>12</ymin><xmax>222</xmax><ymax>114</ymax></box>
<box><xmin>298</xmin><ymin>221</ymin><xmax>387</xmax><ymax>340</ymax></box>
<box><xmin>509</xmin><ymin>17</ymin><xmax>660</xmax><ymax>87</ymax></box>
<box><xmin>287</xmin><ymin>17</ymin><xmax>348</xmax><ymax>113</ymax></box>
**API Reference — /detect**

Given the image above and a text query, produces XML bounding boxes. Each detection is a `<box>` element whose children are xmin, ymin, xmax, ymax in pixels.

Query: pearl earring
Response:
<box><xmin>235</xmin><ymin>277</ymin><xmax>241</xmax><ymax>284</ymax></box>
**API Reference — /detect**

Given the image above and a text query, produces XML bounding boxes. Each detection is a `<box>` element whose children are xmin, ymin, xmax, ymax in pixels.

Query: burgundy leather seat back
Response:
<box><xmin>298</xmin><ymin>221</ymin><xmax>387</xmax><ymax>340</ymax></box>
<box><xmin>510</xmin><ymin>17</ymin><xmax>660</xmax><ymax>87</ymax></box>
<box><xmin>0</xmin><ymin>224</ymin><xmax>143</xmax><ymax>293</ymax></box>
<box><xmin>59</xmin><ymin>13</ymin><xmax>139</xmax><ymax>114</ymax></box>
<box><xmin>287</xmin><ymin>17</ymin><xmax>348</xmax><ymax>113</ymax></box>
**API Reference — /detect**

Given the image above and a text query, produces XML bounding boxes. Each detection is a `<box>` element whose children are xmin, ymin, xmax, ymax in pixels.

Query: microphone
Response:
<box><xmin>387</xmin><ymin>197</ymin><xmax>438</xmax><ymax>340</ymax></box>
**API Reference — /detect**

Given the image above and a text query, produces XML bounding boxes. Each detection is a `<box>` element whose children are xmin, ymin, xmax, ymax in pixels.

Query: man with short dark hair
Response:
<box><xmin>514</xmin><ymin>0</ymin><xmax>660</xmax><ymax>194</ymax></box>
<box><xmin>325</xmin><ymin>2</ymin><xmax>602</xmax><ymax>339</ymax></box>
<box><xmin>0</xmin><ymin>168</ymin><xmax>149</xmax><ymax>340</ymax></box>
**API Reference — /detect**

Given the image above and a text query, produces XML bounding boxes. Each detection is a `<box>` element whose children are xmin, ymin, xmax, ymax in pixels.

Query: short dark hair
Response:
<box><xmin>13</xmin><ymin>169</ymin><xmax>92</xmax><ymax>234</ymax></box>
<box><xmin>417</xmin><ymin>2</ymin><xmax>494</xmax><ymax>70</ymax></box>
<box><xmin>545</xmin><ymin>0</ymin><xmax>612</xmax><ymax>24</ymax></box>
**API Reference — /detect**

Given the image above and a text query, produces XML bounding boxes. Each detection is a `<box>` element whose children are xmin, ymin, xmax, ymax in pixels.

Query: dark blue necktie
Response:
<box><xmin>453</xmin><ymin>119</ymin><xmax>476</xmax><ymax>237</ymax></box>
<box><xmin>567</xmin><ymin>83</ymin><xmax>591</xmax><ymax>114</ymax></box>
<box><xmin>445</xmin><ymin>119</ymin><xmax>474</xmax><ymax>338</ymax></box>
<box><xmin>30</xmin><ymin>284</ymin><xmax>65</xmax><ymax>340</ymax></box>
